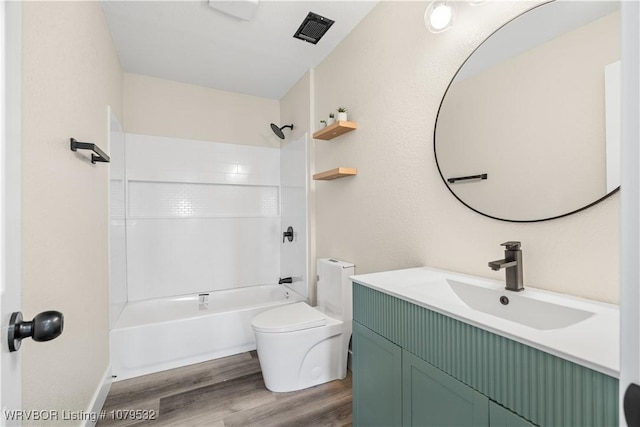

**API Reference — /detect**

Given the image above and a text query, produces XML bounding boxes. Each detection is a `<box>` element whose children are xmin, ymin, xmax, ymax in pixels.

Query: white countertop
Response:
<box><xmin>351</xmin><ymin>266</ymin><xmax>620</xmax><ymax>378</ymax></box>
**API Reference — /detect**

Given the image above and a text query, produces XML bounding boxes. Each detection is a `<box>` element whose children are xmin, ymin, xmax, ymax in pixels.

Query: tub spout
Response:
<box><xmin>278</xmin><ymin>277</ymin><xmax>293</xmax><ymax>285</ymax></box>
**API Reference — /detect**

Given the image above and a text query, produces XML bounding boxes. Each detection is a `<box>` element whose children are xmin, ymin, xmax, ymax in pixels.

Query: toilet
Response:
<box><xmin>251</xmin><ymin>258</ymin><xmax>354</xmax><ymax>392</ymax></box>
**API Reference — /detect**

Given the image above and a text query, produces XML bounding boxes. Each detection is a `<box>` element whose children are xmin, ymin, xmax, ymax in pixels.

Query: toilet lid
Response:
<box><xmin>251</xmin><ymin>302</ymin><xmax>327</xmax><ymax>333</ymax></box>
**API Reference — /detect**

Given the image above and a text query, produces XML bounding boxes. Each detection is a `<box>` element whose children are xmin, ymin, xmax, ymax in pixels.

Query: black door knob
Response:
<box><xmin>8</xmin><ymin>310</ymin><xmax>64</xmax><ymax>352</ymax></box>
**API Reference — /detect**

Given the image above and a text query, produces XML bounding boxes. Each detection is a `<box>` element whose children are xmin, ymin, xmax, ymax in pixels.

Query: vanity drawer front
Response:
<box><xmin>353</xmin><ymin>282</ymin><xmax>618</xmax><ymax>427</ymax></box>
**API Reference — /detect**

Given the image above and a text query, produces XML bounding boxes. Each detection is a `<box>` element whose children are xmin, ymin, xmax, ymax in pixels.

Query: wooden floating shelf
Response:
<box><xmin>313</xmin><ymin>167</ymin><xmax>358</xmax><ymax>181</ymax></box>
<box><xmin>313</xmin><ymin>121</ymin><xmax>358</xmax><ymax>140</ymax></box>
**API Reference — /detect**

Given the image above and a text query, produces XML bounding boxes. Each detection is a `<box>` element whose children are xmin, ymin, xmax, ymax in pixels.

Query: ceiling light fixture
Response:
<box><xmin>208</xmin><ymin>0</ymin><xmax>259</xmax><ymax>21</ymax></box>
<box><xmin>424</xmin><ymin>0</ymin><xmax>456</xmax><ymax>34</ymax></box>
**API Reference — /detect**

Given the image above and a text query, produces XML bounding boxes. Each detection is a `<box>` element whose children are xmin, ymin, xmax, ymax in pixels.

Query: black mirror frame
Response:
<box><xmin>433</xmin><ymin>1</ymin><xmax>621</xmax><ymax>223</ymax></box>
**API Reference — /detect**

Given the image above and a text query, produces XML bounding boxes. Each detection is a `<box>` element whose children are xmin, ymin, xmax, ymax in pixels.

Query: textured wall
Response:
<box><xmin>123</xmin><ymin>73</ymin><xmax>281</xmax><ymax>148</ymax></box>
<box><xmin>313</xmin><ymin>1</ymin><xmax>619</xmax><ymax>304</ymax></box>
<box><xmin>280</xmin><ymin>71</ymin><xmax>312</xmax><ymax>143</ymax></box>
<box><xmin>22</xmin><ymin>0</ymin><xmax>123</xmax><ymax>421</ymax></box>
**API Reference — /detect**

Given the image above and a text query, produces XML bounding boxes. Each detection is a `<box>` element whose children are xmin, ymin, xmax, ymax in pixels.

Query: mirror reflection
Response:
<box><xmin>434</xmin><ymin>1</ymin><xmax>620</xmax><ymax>222</ymax></box>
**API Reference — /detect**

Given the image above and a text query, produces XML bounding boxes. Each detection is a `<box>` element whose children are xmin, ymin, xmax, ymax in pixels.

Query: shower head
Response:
<box><xmin>270</xmin><ymin>123</ymin><xmax>294</xmax><ymax>140</ymax></box>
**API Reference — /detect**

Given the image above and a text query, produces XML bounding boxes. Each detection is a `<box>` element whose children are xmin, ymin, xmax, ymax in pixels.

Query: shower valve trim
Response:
<box><xmin>283</xmin><ymin>226</ymin><xmax>294</xmax><ymax>243</ymax></box>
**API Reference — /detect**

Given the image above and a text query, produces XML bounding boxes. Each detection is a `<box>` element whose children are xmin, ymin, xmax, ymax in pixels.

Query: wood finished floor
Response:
<box><xmin>98</xmin><ymin>352</ymin><xmax>352</xmax><ymax>427</ymax></box>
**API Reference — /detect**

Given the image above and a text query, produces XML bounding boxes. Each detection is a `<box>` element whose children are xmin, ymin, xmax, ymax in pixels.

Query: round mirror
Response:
<box><xmin>434</xmin><ymin>1</ymin><xmax>620</xmax><ymax>222</ymax></box>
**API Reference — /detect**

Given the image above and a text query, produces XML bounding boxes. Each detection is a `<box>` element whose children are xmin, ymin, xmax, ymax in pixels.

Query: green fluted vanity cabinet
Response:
<box><xmin>403</xmin><ymin>350</ymin><xmax>489</xmax><ymax>427</ymax></box>
<box><xmin>353</xmin><ymin>321</ymin><xmax>535</xmax><ymax>427</ymax></box>
<box><xmin>352</xmin><ymin>321</ymin><xmax>402</xmax><ymax>427</ymax></box>
<box><xmin>352</xmin><ymin>282</ymin><xmax>619</xmax><ymax>427</ymax></box>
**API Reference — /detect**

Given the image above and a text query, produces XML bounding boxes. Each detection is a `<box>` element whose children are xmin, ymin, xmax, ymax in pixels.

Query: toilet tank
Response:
<box><xmin>316</xmin><ymin>258</ymin><xmax>355</xmax><ymax>322</ymax></box>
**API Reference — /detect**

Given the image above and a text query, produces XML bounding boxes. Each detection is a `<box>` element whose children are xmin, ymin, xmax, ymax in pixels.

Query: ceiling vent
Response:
<box><xmin>293</xmin><ymin>12</ymin><xmax>335</xmax><ymax>45</ymax></box>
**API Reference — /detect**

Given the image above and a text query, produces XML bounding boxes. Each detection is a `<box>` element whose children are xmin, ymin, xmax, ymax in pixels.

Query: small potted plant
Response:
<box><xmin>320</xmin><ymin>119</ymin><xmax>327</xmax><ymax>128</ymax></box>
<box><xmin>327</xmin><ymin>113</ymin><xmax>335</xmax><ymax>125</ymax></box>
<box><xmin>337</xmin><ymin>107</ymin><xmax>348</xmax><ymax>121</ymax></box>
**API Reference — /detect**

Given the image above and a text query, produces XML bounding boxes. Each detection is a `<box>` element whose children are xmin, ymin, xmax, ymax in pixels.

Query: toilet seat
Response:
<box><xmin>251</xmin><ymin>302</ymin><xmax>327</xmax><ymax>333</ymax></box>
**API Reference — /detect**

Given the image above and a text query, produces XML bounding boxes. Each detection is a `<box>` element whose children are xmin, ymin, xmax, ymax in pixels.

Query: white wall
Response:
<box><xmin>22</xmin><ymin>0</ymin><xmax>122</xmax><ymax>422</ymax></box>
<box><xmin>125</xmin><ymin>134</ymin><xmax>281</xmax><ymax>301</ymax></box>
<box><xmin>280</xmin><ymin>71</ymin><xmax>313</xmax><ymax>143</ymax></box>
<box><xmin>123</xmin><ymin>73</ymin><xmax>282</xmax><ymax>148</ymax></box>
<box><xmin>313</xmin><ymin>1</ymin><xmax>619</xmax><ymax>304</ymax></box>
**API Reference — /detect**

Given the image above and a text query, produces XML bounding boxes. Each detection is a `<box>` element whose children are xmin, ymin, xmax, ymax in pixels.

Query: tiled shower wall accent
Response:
<box><xmin>280</xmin><ymin>134</ymin><xmax>308</xmax><ymax>299</ymax></box>
<box><xmin>125</xmin><ymin>133</ymin><xmax>281</xmax><ymax>301</ymax></box>
<box><xmin>128</xmin><ymin>182</ymin><xmax>279</xmax><ymax>218</ymax></box>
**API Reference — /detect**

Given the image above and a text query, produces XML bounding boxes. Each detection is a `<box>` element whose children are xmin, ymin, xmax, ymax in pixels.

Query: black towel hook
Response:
<box><xmin>70</xmin><ymin>138</ymin><xmax>110</xmax><ymax>164</ymax></box>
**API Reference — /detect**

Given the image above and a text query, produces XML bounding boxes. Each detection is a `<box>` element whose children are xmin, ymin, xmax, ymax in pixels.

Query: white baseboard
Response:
<box><xmin>84</xmin><ymin>364</ymin><xmax>112</xmax><ymax>427</ymax></box>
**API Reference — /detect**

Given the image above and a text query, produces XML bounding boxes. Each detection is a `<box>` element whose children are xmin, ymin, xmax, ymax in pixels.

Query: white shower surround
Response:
<box><xmin>125</xmin><ymin>133</ymin><xmax>283</xmax><ymax>301</ymax></box>
<box><xmin>280</xmin><ymin>134</ymin><xmax>309</xmax><ymax>299</ymax></box>
<box><xmin>109</xmin><ymin>110</ymin><xmax>127</xmax><ymax>328</ymax></box>
<box><xmin>109</xmin><ymin>132</ymin><xmax>310</xmax><ymax>379</ymax></box>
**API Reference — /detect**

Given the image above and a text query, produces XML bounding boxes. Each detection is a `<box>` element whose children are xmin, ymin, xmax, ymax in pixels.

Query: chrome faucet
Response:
<box><xmin>488</xmin><ymin>241</ymin><xmax>524</xmax><ymax>292</ymax></box>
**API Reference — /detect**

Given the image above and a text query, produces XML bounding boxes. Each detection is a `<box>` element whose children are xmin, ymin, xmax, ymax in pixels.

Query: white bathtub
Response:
<box><xmin>110</xmin><ymin>284</ymin><xmax>303</xmax><ymax>381</ymax></box>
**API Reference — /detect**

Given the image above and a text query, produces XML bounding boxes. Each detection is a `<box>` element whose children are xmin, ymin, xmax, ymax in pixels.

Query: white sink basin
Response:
<box><xmin>351</xmin><ymin>266</ymin><xmax>619</xmax><ymax>377</ymax></box>
<box><xmin>446</xmin><ymin>279</ymin><xmax>594</xmax><ymax>331</ymax></box>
